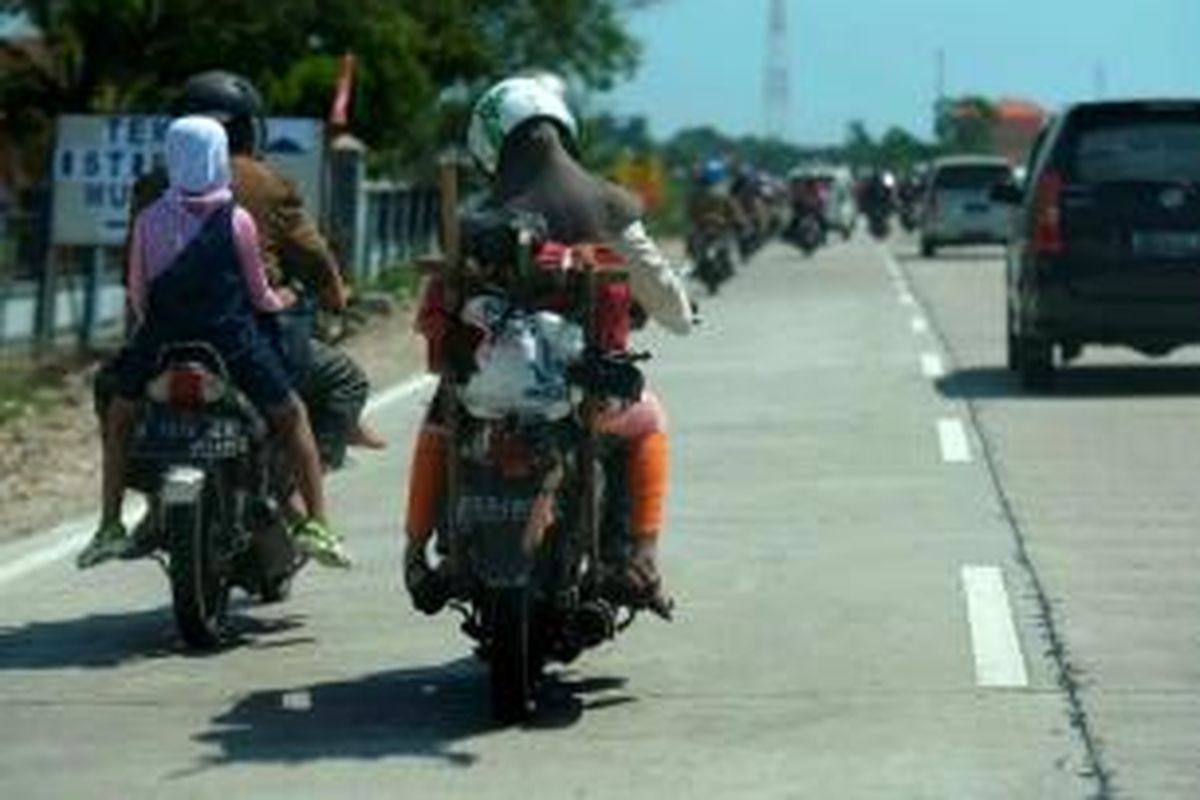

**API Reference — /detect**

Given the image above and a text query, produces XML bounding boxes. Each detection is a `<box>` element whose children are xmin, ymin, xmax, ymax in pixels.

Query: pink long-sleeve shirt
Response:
<box><xmin>127</xmin><ymin>188</ymin><xmax>284</xmax><ymax>322</ymax></box>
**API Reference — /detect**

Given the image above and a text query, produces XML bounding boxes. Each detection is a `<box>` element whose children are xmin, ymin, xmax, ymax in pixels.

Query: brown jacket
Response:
<box><xmin>129</xmin><ymin>156</ymin><xmax>345</xmax><ymax>306</ymax></box>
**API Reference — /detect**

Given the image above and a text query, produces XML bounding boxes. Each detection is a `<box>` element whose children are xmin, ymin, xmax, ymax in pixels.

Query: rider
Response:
<box><xmin>77</xmin><ymin>117</ymin><xmax>340</xmax><ymax>569</ymax></box>
<box><xmin>686</xmin><ymin>158</ymin><xmax>744</xmax><ymax>259</ymax></box>
<box><xmin>131</xmin><ymin>71</ymin><xmax>384</xmax><ymax>469</ymax></box>
<box><xmin>403</xmin><ymin>76</ymin><xmax>694</xmax><ymax>613</ymax></box>
<box><xmin>860</xmin><ymin>169</ymin><xmax>896</xmax><ymax>222</ymax></box>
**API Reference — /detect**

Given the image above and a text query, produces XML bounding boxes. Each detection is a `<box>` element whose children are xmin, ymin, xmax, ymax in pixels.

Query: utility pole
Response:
<box><xmin>764</xmin><ymin>0</ymin><xmax>791</xmax><ymax>140</ymax></box>
<box><xmin>933</xmin><ymin>47</ymin><xmax>948</xmax><ymax>139</ymax></box>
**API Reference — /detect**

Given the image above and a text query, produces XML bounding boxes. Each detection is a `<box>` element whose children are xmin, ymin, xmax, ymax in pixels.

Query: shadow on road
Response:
<box><xmin>937</xmin><ymin>365</ymin><xmax>1200</xmax><ymax>400</ymax></box>
<box><xmin>188</xmin><ymin>661</ymin><xmax>632</xmax><ymax>770</ymax></box>
<box><xmin>894</xmin><ymin>249</ymin><xmax>1005</xmax><ymax>265</ymax></box>
<box><xmin>0</xmin><ymin>605</ymin><xmax>309</xmax><ymax>670</ymax></box>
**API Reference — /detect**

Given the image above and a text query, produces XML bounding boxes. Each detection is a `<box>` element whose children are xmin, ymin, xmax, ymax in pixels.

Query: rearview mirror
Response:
<box><xmin>990</xmin><ymin>182</ymin><xmax>1023</xmax><ymax>205</ymax></box>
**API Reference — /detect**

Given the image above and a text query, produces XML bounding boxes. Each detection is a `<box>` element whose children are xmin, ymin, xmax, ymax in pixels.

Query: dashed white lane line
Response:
<box><xmin>911</xmin><ymin>315</ymin><xmax>929</xmax><ymax>334</ymax></box>
<box><xmin>938</xmin><ymin>417</ymin><xmax>972</xmax><ymax>463</ymax></box>
<box><xmin>961</xmin><ymin>565</ymin><xmax>1030</xmax><ymax>688</ymax></box>
<box><xmin>0</xmin><ymin>373</ymin><xmax>436</xmax><ymax>589</ymax></box>
<box><xmin>921</xmin><ymin>352</ymin><xmax>945</xmax><ymax>379</ymax></box>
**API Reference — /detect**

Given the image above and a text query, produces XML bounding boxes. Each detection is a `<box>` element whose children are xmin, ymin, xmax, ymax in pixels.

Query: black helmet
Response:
<box><xmin>174</xmin><ymin>71</ymin><xmax>266</xmax><ymax>155</ymax></box>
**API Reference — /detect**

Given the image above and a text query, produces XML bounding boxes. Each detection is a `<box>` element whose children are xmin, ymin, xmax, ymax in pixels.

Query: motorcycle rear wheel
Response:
<box><xmin>168</xmin><ymin>478</ymin><xmax>230</xmax><ymax>649</ymax></box>
<box><xmin>488</xmin><ymin>587</ymin><xmax>533</xmax><ymax>724</ymax></box>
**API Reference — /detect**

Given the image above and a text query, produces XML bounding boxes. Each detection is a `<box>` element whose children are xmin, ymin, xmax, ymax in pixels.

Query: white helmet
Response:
<box><xmin>467</xmin><ymin>76</ymin><xmax>578</xmax><ymax>175</ymax></box>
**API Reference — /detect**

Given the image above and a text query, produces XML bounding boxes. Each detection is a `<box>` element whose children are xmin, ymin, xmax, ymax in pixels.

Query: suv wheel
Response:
<box><xmin>921</xmin><ymin>238</ymin><xmax>937</xmax><ymax>258</ymax></box>
<box><xmin>1017</xmin><ymin>335</ymin><xmax>1054</xmax><ymax>391</ymax></box>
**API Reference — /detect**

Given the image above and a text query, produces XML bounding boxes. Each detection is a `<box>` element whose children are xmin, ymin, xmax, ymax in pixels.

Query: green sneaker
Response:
<box><xmin>76</xmin><ymin>520</ymin><xmax>130</xmax><ymax>569</ymax></box>
<box><xmin>293</xmin><ymin>518</ymin><xmax>352</xmax><ymax>569</ymax></box>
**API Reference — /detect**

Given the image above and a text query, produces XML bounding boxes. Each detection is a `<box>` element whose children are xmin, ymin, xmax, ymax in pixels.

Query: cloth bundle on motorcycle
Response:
<box><xmin>417</xmin><ymin>221</ymin><xmax>634</xmax><ymax>375</ymax></box>
<box><xmin>459</xmin><ymin>295</ymin><xmax>585</xmax><ymax>421</ymax></box>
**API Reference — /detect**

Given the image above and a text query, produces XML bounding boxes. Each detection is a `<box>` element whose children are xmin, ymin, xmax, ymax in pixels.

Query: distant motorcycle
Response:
<box><xmin>125</xmin><ymin>342</ymin><xmax>305</xmax><ymax>649</ymax></box>
<box><xmin>785</xmin><ymin>207</ymin><xmax>826</xmax><ymax>256</ymax></box>
<box><xmin>867</xmin><ymin>209</ymin><xmax>892</xmax><ymax>241</ymax></box>
<box><xmin>691</xmin><ymin>230</ymin><xmax>737</xmax><ymax>295</ymax></box>
<box><xmin>898</xmin><ymin>199</ymin><xmax>920</xmax><ymax>233</ymax></box>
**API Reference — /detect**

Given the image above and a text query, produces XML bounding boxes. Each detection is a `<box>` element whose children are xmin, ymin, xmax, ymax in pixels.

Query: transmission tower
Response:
<box><xmin>764</xmin><ymin>0</ymin><xmax>791</xmax><ymax>140</ymax></box>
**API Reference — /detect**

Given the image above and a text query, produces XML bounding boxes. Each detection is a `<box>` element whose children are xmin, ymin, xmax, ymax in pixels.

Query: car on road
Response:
<box><xmin>995</xmin><ymin>99</ymin><xmax>1200</xmax><ymax>388</ymax></box>
<box><xmin>920</xmin><ymin>155</ymin><xmax>1014</xmax><ymax>257</ymax></box>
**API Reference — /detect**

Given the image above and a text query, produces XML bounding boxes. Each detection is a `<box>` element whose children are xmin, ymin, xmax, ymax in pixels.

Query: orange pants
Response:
<box><xmin>405</xmin><ymin>393</ymin><xmax>670</xmax><ymax>544</ymax></box>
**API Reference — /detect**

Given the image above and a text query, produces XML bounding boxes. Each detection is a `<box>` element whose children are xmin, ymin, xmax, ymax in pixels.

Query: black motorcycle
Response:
<box><xmin>427</xmin><ymin>212</ymin><xmax>668</xmax><ymax>723</ymax></box>
<box><xmin>868</xmin><ymin>209</ymin><xmax>892</xmax><ymax>241</ymax></box>
<box><xmin>786</xmin><ymin>207</ymin><xmax>826</xmax><ymax>256</ymax></box>
<box><xmin>126</xmin><ymin>343</ymin><xmax>304</xmax><ymax>649</ymax></box>
<box><xmin>691</xmin><ymin>230</ymin><xmax>737</xmax><ymax>295</ymax></box>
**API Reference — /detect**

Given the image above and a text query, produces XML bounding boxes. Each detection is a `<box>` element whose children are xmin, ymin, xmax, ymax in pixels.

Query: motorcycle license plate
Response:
<box><xmin>134</xmin><ymin>411</ymin><xmax>246</xmax><ymax>459</ymax></box>
<box><xmin>139</xmin><ymin>412</ymin><xmax>206</xmax><ymax>442</ymax></box>
<box><xmin>1131</xmin><ymin>231</ymin><xmax>1200</xmax><ymax>259</ymax></box>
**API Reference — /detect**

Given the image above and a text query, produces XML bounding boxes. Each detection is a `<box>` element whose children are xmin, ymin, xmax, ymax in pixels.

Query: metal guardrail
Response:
<box><xmin>356</xmin><ymin>182</ymin><xmax>439</xmax><ymax>283</ymax></box>
<box><xmin>0</xmin><ymin>171</ymin><xmax>440</xmax><ymax>350</ymax></box>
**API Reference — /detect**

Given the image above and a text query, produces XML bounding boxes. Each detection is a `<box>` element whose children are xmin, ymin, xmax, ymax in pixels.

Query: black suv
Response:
<box><xmin>995</xmin><ymin>99</ymin><xmax>1200</xmax><ymax>388</ymax></box>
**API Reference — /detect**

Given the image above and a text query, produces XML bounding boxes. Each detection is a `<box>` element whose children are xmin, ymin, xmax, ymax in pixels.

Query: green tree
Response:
<box><xmin>0</xmin><ymin>0</ymin><xmax>641</xmax><ymax>179</ymax></box>
<box><xmin>936</xmin><ymin>96</ymin><xmax>996</xmax><ymax>154</ymax></box>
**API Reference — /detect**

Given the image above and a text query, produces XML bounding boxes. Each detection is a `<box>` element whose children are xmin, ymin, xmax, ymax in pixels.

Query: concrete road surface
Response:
<box><xmin>2</xmin><ymin>236</ymin><xmax>1193</xmax><ymax>798</ymax></box>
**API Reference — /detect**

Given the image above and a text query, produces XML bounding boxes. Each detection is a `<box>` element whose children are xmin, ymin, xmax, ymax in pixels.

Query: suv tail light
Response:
<box><xmin>1032</xmin><ymin>170</ymin><xmax>1064</xmax><ymax>255</ymax></box>
<box><xmin>147</xmin><ymin>365</ymin><xmax>225</xmax><ymax>409</ymax></box>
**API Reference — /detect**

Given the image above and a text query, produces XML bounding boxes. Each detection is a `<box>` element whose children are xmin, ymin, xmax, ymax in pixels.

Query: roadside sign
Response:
<box><xmin>50</xmin><ymin>114</ymin><xmax>326</xmax><ymax>247</ymax></box>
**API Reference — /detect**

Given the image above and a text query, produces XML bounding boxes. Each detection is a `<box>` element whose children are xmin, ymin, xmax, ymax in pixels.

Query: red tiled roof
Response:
<box><xmin>994</xmin><ymin>98</ymin><xmax>1047</xmax><ymax>122</ymax></box>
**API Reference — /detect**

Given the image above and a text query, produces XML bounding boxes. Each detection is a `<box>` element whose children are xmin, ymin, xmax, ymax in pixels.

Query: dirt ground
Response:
<box><xmin>0</xmin><ymin>301</ymin><xmax>425</xmax><ymax>544</ymax></box>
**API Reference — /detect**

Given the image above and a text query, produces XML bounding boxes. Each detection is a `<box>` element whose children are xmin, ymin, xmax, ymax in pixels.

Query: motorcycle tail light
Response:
<box><xmin>148</xmin><ymin>366</ymin><xmax>225</xmax><ymax>409</ymax></box>
<box><xmin>1032</xmin><ymin>169</ymin><xmax>1064</xmax><ymax>256</ymax></box>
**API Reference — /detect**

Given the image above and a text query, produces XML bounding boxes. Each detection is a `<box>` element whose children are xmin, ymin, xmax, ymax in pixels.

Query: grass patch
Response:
<box><xmin>0</xmin><ymin>364</ymin><xmax>52</xmax><ymax>425</ymax></box>
<box><xmin>368</xmin><ymin>264</ymin><xmax>422</xmax><ymax>302</ymax></box>
<box><xmin>0</xmin><ymin>355</ymin><xmax>87</xmax><ymax>427</ymax></box>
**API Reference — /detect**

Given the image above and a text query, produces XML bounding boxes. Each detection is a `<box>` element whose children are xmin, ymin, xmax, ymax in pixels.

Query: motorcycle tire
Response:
<box><xmin>168</xmin><ymin>478</ymin><xmax>231</xmax><ymax>650</ymax></box>
<box><xmin>488</xmin><ymin>586</ymin><xmax>533</xmax><ymax>724</ymax></box>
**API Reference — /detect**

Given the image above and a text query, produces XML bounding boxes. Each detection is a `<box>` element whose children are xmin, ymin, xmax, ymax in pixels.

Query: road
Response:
<box><xmin>1</xmin><ymin>236</ymin><xmax>1196</xmax><ymax>798</ymax></box>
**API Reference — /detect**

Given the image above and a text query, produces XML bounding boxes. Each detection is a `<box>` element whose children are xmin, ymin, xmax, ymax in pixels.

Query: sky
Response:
<box><xmin>603</xmin><ymin>0</ymin><xmax>1200</xmax><ymax>145</ymax></box>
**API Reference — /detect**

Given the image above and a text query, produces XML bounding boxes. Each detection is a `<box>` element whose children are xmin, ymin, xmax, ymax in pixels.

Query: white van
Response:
<box><xmin>920</xmin><ymin>155</ymin><xmax>1014</xmax><ymax>257</ymax></box>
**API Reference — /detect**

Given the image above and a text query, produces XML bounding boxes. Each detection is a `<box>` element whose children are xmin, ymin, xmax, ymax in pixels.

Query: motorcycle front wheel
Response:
<box><xmin>488</xmin><ymin>586</ymin><xmax>533</xmax><ymax>724</ymax></box>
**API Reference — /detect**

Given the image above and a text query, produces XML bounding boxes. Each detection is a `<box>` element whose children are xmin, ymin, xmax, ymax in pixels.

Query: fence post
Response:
<box><xmin>79</xmin><ymin>246</ymin><xmax>104</xmax><ymax>351</ymax></box>
<box><xmin>30</xmin><ymin>185</ymin><xmax>55</xmax><ymax>358</ymax></box>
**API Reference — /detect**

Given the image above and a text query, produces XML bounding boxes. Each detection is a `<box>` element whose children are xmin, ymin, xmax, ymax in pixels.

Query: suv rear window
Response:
<box><xmin>1074</xmin><ymin>120</ymin><xmax>1200</xmax><ymax>183</ymax></box>
<box><xmin>933</xmin><ymin>165</ymin><xmax>1012</xmax><ymax>190</ymax></box>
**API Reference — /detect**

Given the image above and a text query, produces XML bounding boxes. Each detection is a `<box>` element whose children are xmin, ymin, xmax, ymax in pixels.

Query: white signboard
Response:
<box><xmin>51</xmin><ymin>114</ymin><xmax>326</xmax><ymax>247</ymax></box>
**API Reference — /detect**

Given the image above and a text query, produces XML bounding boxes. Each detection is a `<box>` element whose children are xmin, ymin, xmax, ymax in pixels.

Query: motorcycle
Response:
<box><xmin>785</xmin><ymin>206</ymin><xmax>826</xmax><ymax>256</ymax></box>
<box><xmin>867</xmin><ymin>208</ymin><xmax>892</xmax><ymax>241</ymax></box>
<box><xmin>426</xmin><ymin>206</ymin><xmax>667</xmax><ymax>723</ymax></box>
<box><xmin>125</xmin><ymin>342</ymin><xmax>304</xmax><ymax>649</ymax></box>
<box><xmin>690</xmin><ymin>229</ymin><xmax>737</xmax><ymax>296</ymax></box>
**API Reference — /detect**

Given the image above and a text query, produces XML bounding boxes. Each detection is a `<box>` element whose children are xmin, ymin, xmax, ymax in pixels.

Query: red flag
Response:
<box><xmin>329</xmin><ymin>53</ymin><xmax>356</xmax><ymax>127</ymax></box>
